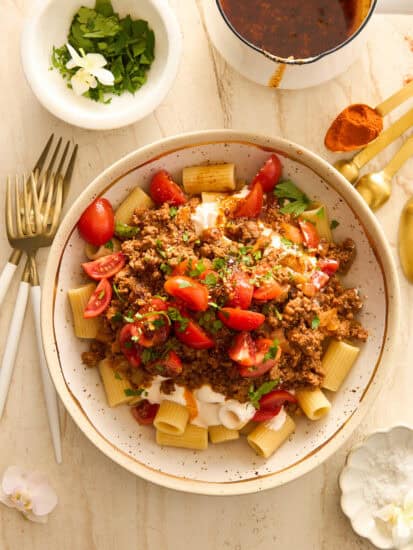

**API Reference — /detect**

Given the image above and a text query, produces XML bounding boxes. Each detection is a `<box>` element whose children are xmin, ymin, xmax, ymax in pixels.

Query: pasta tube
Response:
<box><xmin>201</xmin><ymin>192</ymin><xmax>228</xmax><ymax>203</ymax></box>
<box><xmin>183</xmin><ymin>164</ymin><xmax>236</xmax><ymax>194</ymax></box>
<box><xmin>247</xmin><ymin>415</ymin><xmax>295</xmax><ymax>459</ymax></box>
<box><xmin>296</xmin><ymin>388</ymin><xmax>331</xmax><ymax>421</ymax></box>
<box><xmin>154</xmin><ymin>400</ymin><xmax>189</xmax><ymax>435</ymax></box>
<box><xmin>68</xmin><ymin>284</ymin><xmax>101</xmax><ymax>339</ymax></box>
<box><xmin>209</xmin><ymin>425</ymin><xmax>239</xmax><ymax>444</ymax></box>
<box><xmin>321</xmin><ymin>340</ymin><xmax>360</xmax><ymax>391</ymax></box>
<box><xmin>84</xmin><ymin>239</ymin><xmax>121</xmax><ymax>260</ymax></box>
<box><xmin>301</xmin><ymin>204</ymin><xmax>333</xmax><ymax>242</ymax></box>
<box><xmin>156</xmin><ymin>424</ymin><xmax>208</xmax><ymax>451</ymax></box>
<box><xmin>98</xmin><ymin>359</ymin><xmax>133</xmax><ymax>407</ymax></box>
<box><xmin>239</xmin><ymin>421</ymin><xmax>258</xmax><ymax>436</ymax></box>
<box><xmin>115</xmin><ymin>187</ymin><xmax>154</xmax><ymax>224</ymax></box>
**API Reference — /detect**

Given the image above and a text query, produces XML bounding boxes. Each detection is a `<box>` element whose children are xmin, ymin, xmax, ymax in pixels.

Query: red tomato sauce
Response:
<box><xmin>219</xmin><ymin>0</ymin><xmax>361</xmax><ymax>59</ymax></box>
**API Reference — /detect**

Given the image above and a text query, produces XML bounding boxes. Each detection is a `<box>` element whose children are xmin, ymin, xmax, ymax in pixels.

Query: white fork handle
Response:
<box><xmin>0</xmin><ymin>281</ymin><xmax>30</xmax><ymax>418</ymax></box>
<box><xmin>0</xmin><ymin>262</ymin><xmax>18</xmax><ymax>308</ymax></box>
<box><xmin>31</xmin><ymin>286</ymin><xmax>62</xmax><ymax>464</ymax></box>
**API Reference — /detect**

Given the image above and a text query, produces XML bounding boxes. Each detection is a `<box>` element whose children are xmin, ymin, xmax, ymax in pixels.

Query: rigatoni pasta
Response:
<box><xmin>98</xmin><ymin>359</ymin><xmax>134</xmax><ymax>407</ymax></box>
<box><xmin>68</xmin><ymin>284</ymin><xmax>101</xmax><ymax>339</ymax></box>
<box><xmin>156</xmin><ymin>424</ymin><xmax>208</xmax><ymax>451</ymax></box>
<box><xmin>301</xmin><ymin>204</ymin><xmax>333</xmax><ymax>242</ymax></box>
<box><xmin>247</xmin><ymin>415</ymin><xmax>295</xmax><ymax>458</ymax></box>
<box><xmin>209</xmin><ymin>425</ymin><xmax>239</xmax><ymax>444</ymax></box>
<box><xmin>154</xmin><ymin>400</ymin><xmax>189</xmax><ymax>435</ymax></box>
<box><xmin>183</xmin><ymin>164</ymin><xmax>236</xmax><ymax>194</ymax></box>
<box><xmin>115</xmin><ymin>186</ymin><xmax>154</xmax><ymax>224</ymax></box>
<box><xmin>295</xmin><ymin>388</ymin><xmax>331</xmax><ymax>421</ymax></box>
<box><xmin>322</xmin><ymin>340</ymin><xmax>360</xmax><ymax>391</ymax></box>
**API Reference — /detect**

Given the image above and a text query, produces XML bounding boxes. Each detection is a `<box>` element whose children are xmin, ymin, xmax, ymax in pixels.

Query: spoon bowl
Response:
<box><xmin>355</xmin><ymin>171</ymin><xmax>392</xmax><ymax>211</ymax></box>
<box><xmin>334</xmin><ymin>159</ymin><xmax>360</xmax><ymax>184</ymax></box>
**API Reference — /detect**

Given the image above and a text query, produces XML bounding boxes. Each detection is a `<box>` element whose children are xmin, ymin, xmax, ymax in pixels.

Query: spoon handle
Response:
<box><xmin>376</xmin><ymin>80</ymin><xmax>413</xmax><ymax>117</ymax></box>
<box><xmin>383</xmin><ymin>135</ymin><xmax>413</xmax><ymax>179</ymax></box>
<box><xmin>398</xmin><ymin>197</ymin><xmax>413</xmax><ymax>283</ymax></box>
<box><xmin>353</xmin><ymin>108</ymin><xmax>413</xmax><ymax>169</ymax></box>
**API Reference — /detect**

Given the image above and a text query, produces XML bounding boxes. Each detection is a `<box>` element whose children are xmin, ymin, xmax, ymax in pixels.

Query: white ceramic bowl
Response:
<box><xmin>340</xmin><ymin>426</ymin><xmax>413</xmax><ymax>549</ymax></box>
<box><xmin>41</xmin><ymin>130</ymin><xmax>400</xmax><ymax>495</ymax></box>
<box><xmin>21</xmin><ymin>0</ymin><xmax>182</xmax><ymax>130</ymax></box>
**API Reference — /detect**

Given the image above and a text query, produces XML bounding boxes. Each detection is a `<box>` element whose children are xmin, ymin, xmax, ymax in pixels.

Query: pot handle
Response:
<box><xmin>375</xmin><ymin>0</ymin><xmax>413</xmax><ymax>14</ymax></box>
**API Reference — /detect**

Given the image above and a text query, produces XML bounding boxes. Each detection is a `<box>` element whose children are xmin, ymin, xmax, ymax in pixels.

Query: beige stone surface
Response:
<box><xmin>0</xmin><ymin>2</ymin><xmax>412</xmax><ymax>549</ymax></box>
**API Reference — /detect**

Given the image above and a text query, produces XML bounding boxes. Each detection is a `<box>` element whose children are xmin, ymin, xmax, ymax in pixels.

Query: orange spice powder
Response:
<box><xmin>324</xmin><ymin>103</ymin><xmax>383</xmax><ymax>152</ymax></box>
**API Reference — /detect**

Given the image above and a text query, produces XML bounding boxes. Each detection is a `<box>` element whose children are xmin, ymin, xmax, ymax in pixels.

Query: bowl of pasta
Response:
<box><xmin>41</xmin><ymin>130</ymin><xmax>399</xmax><ymax>495</ymax></box>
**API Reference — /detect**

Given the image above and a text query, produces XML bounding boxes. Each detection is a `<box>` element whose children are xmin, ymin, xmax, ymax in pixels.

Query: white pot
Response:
<box><xmin>203</xmin><ymin>0</ymin><xmax>409</xmax><ymax>89</ymax></box>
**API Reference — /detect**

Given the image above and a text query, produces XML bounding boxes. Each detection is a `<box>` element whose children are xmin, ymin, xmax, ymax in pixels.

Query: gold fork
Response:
<box><xmin>0</xmin><ymin>148</ymin><xmax>77</xmax><ymax>463</ymax></box>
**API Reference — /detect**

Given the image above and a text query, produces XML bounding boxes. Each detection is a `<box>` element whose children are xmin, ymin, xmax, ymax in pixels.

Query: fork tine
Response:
<box><xmin>30</xmin><ymin>172</ymin><xmax>42</xmax><ymax>234</ymax></box>
<box><xmin>42</xmin><ymin>173</ymin><xmax>55</xmax><ymax>230</ymax></box>
<box><xmin>56</xmin><ymin>141</ymin><xmax>70</xmax><ymax>178</ymax></box>
<box><xmin>50</xmin><ymin>175</ymin><xmax>64</xmax><ymax>234</ymax></box>
<box><xmin>14</xmin><ymin>175</ymin><xmax>23</xmax><ymax>238</ymax></box>
<box><xmin>62</xmin><ymin>144</ymin><xmax>78</xmax><ymax>203</ymax></box>
<box><xmin>45</xmin><ymin>137</ymin><xmax>62</xmax><ymax>176</ymax></box>
<box><xmin>34</xmin><ymin>134</ymin><xmax>54</xmax><ymax>174</ymax></box>
<box><xmin>6</xmin><ymin>177</ymin><xmax>14</xmax><ymax>239</ymax></box>
<box><xmin>23</xmin><ymin>175</ymin><xmax>33</xmax><ymax>236</ymax></box>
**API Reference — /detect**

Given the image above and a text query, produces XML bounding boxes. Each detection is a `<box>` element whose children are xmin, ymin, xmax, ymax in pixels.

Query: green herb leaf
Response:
<box><xmin>248</xmin><ymin>380</ymin><xmax>280</xmax><ymax>409</ymax></box>
<box><xmin>189</xmin><ymin>260</ymin><xmax>206</xmax><ymax>278</ymax></box>
<box><xmin>316</xmin><ymin>206</ymin><xmax>325</xmax><ymax>219</ymax></box>
<box><xmin>167</xmin><ymin>307</ymin><xmax>189</xmax><ymax>332</ymax></box>
<box><xmin>114</xmin><ymin>371</ymin><xmax>122</xmax><ymax>380</ymax></box>
<box><xmin>124</xmin><ymin>388</ymin><xmax>144</xmax><ymax>397</ymax></box>
<box><xmin>178</xmin><ymin>280</ymin><xmax>193</xmax><ymax>289</ymax></box>
<box><xmin>115</xmin><ymin>221</ymin><xmax>140</xmax><ymax>238</ymax></box>
<box><xmin>280</xmin><ymin>237</ymin><xmax>293</xmax><ymax>248</ymax></box>
<box><xmin>123</xmin><ymin>312</ymin><xmax>134</xmax><ymax>323</ymax></box>
<box><xmin>169</xmin><ymin>206</ymin><xmax>178</xmax><ymax>218</ymax></box>
<box><xmin>98</xmin><ymin>290</ymin><xmax>105</xmax><ymax>300</ymax></box>
<box><xmin>274</xmin><ymin>180</ymin><xmax>310</xmax><ymax>217</ymax></box>
<box><xmin>111</xmin><ymin>311</ymin><xmax>123</xmax><ymax>322</ymax></box>
<box><xmin>182</xmin><ymin>232</ymin><xmax>190</xmax><ymax>242</ymax></box>
<box><xmin>112</xmin><ymin>283</ymin><xmax>124</xmax><ymax>302</ymax></box>
<box><xmin>212</xmin><ymin>258</ymin><xmax>226</xmax><ymax>271</ymax></box>
<box><xmin>160</xmin><ymin>263</ymin><xmax>172</xmax><ymax>275</ymax></box>
<box><xmin>311</xmin><ymin>316</ymin><xmax>320</xmax><ymax>330</ymax></box>
<box><xmin>263</xmin><ymin>339</ymin><xmax>279</xmax><ymax>362</ymax></box>
<box><xmin>203</xmin><ymin>273</ymin><xmax>218</xmax><ymax>287</ymax></box>
<box><xmin>330</xmin><ymin>219</ymin><xmax>340</xmax><ymax>230</ymax></box>
<box><xmin>104</xmin><ymin>239</ymin><xmax>114</xmax><ymax>250</ymax></box>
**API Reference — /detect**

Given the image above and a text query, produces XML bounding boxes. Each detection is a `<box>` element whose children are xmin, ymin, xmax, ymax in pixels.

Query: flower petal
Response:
<box><xmin>84</xmin><ymin>53</ymin><xmax>107</xmax><ymax>69</ymax></box>
<box><xmin>24</xmin><ymin>511</ymin><xmax>48</xmax><ymax>524</ymax></box>
<box><xmin>71</xmin><ymin>69</ymin><xmax>96</xmax><ymax>96</ymax></box>
<box><xmin>404</xmin><ymin>490</ymin><xmax>413</xmax><ymax>515</ymax></box>
<box><xmin>0</xmin><ymin>487</ymin><xmax>14</xmax><ymax>509</ymax></box>
<box><xmin>66</xmin><ymin>43</ymin><xmax>85</xmax><ymax>68</ymax></box>
<box><xmin>30</xmin><ymin>484</ymin><xmax>58</xmax><ymax>516</ymax></box>
<box><xmin>91</xmin><ymin>67</ymin><xmax>115</xmax><ymax>86</ymax></box>
<box><xmin>2</xmin><ymin>466</ymin><xmax>26</xmax><ymax>495</ymax></box>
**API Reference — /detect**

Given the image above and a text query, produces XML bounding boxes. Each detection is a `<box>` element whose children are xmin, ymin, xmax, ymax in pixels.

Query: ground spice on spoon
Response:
<box><xmin>324</xmin><ymin>103</ymin><xmax>383</xmax><ymax>152</ymax></box>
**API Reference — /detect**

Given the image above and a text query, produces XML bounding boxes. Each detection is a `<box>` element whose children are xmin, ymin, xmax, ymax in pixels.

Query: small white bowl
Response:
<box><xmin>21</xmin><ymin>0</ymin><xmax>182</xmax><ymax>130</ymax></box>
<box><xmin>340</xmin><ymin>426</ymin><xmax>413</xmax><ymax>549</ymax></box>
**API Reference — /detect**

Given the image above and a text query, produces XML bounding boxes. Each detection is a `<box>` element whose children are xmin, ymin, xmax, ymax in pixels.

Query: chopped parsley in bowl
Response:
<box><xmin>51</xmin><ymin>0</ymin><xmax>155</xmax><ymax>104</ymax></box>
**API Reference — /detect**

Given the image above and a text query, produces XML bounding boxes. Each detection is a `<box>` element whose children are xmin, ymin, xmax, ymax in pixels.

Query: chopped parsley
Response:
<box><xmin>115</xmin><ymin>221</ymin><xmax>140</xmax><ymax>238</ymax></box>
<box><xmin>280</xmin><ymin>237</ymin><xmax>293</xmax><ymax>248</ymax></box>
<box><xmin>316</xmin><ymin>206</ymin><xmax>325</xmax><ymax>218</ymax></box>
<box><xmin>203</xmin><ymin>273</ymin><xmax>218</xmax><ymax>287</ymax></box>
<box><xmin>253</xmin><ymin>250</ymin><xmax>262</xmax><ymax>261</ymax></box>
<box><xmin>275</xmin><ymin>307</ymin><xmax>283</xmax><ymax>321</ymax></box>
<box><xmin>311</xmin><ymin>315</ymin><xmax>320</xmax><ymax>330</ymax></box>
<box><xmin>114</xmin><ymin>371</ymin><xmax>122</xmax><ymax>380</ymax></box>
<box><xmin>111</xmin><ymin>311</ymin><xmax>123</xmax><ymax>322</ymax></box>
<box><xmin>178</xmin><ymin>280</ymin><xmax>193</xmax><ymax>289</ymax></box>
<box><xmin>123</xmin><ymin>312</ymin><xmax>134</xmax><ymax>323</ymax></box>
<box><xmin>263</xmin><ymin>339</ymin><xmax>279</xmax><ymax>361</ymax></box>
<box><xmin>141</xmin><ymin>348</ymin><xmax>160</xmax><ymax>364</ymax></box>
<box><xmin>182</xmin><ymin>232</ymin><xmax>190</xmax><ymax>242</ymax></box>
<box><xmin>212</xmin><ymin>258</ymin><xmax>227</xmax><ymax>271</ymax></box>
<box><xmin>104</xmin><ymin>239</ymin><xmax>114</xmax><ymax>250</ymax></box>
<box><xmin>51</xmin><ymin>0</ymin><xmax>155</xmax><ymax>104</ymax></box>
<box><xmin>167</xmin><ymin>307</ymin><xmax>189</xmax><ymax>332</ymax></box>
<box><xmin>112</xmin><ymin>283</ymin><xmax>124</xmax><ymax>302</ymax></box>
<box><xmin>97</xmin><ymin>290</ymin><xmax>105</xmax><ymax>300</ymax></box>
<box><xmin>188</xmin><ymin>260</ymin><xmax>206</xmax><ymax>278</ymax></box>
<box><xmin>124</xmin><ymin>388</ymin><xmax>145</xmax><ymax>397</ymax></box>
<box><xmin>248</xmin><ymin>380</ymin><xmax>280</xmax><ymax>409</ymax></box>
<box><xmin>169</xmin><ymin>206</ymin><xmax>178</xmax><ymax>218</ymax></box>
<box><xmin>199</xmin><ymin>310</ymin><xmax>222</xmax><ymax>333</ymax></box>
<box><xmin>330</xmin><ymin>219</ymin><xmax>340</xmax><ymax>230</ymax></box>
<box><xmin>160</xmin><ymin>263</ymin><xmax>172</xmax><ymax>275</ymax></box>
<box><xmin>274</xmin><ymin>180</ymin><xmax>310</xmax><ymax>217</ymax></box>
<box><xmin>155</xmin><ymin>239</ymin><xmax>166</xmax><ymax>258</ymax></box>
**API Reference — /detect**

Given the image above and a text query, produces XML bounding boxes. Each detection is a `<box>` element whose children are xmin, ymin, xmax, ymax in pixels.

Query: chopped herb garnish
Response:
<box><xmin>169</xmin><ymin>206</ymin><xmax>178</xmax><ymax>218</ymax></box>
<box><xmin>212</xmin><ymin>258</ymin><xmax>227</xmax><ymax>271</ymax></box>
<box><xmin>104</xmin><ymin>239</ymin><xmax>114</xmax><ymax>250</ymax></box>
<box><xmin>208</xmin><ymin>302</ymin><xmax>220</xmax><ymax>310</ymax></box>
<box><xmin>141</xmin><ymin>348</ymin><xmax>160</xmax><ymax>364</ymax></box>
<box><xmin>115</xmin><ymin>221</ymin><xmax>140</xmax><ymax>238</ymax></box>
<box><xmin>189</xmin><ymin>260</ymin><xmax>206</xmax><ymax>278</ymax></box>
<box><xmin>182</xmin><ymin>232</ymin><xmax>190</xmax><ymax>242</ymax></box>
<box><xmin>280</xmin><ymin>237</ymin><xmax>293</xmax><ymax>248</ymax></box>
<box><xmin>131</xmin><ymin>335</ymin><xmax>139</xmax><ymax>342</ymax></box>
<box><xmin>194</xmin><ymin>239</ymin><xmax>201</xmax><ymax>245</ymax></box>
<box><xmin>311</xmin><ymin>315</ymin><xmax>320</xmax><ymax>330</ymax></box>
<box><xmin>111</xmin><ymin>311</ymin><xmax>123</xmax><ymax>322</ymax></box>
<box><xmin>274</xmin><ymin>180</ymin><xmax>310</xmax><ymax>217</ymax></box>
<box><xmin>178</xmin><ymin>280</ymin><xmax>193</xmax><ymax>289</ymax></box>
<box><xmin>330</xmin><ymin>219</ymin><xmax>340</xmax><ymax>230</ymax></box>
<box><xmin>167</xmin><ymin>307</ymin><xmax>189</xmax><ymax>332</ymax></box>
<box><xmin>114</xmin><ymin>371</ymin><xmax>122</xmax><ymax>380</ymax></box>
<box><xmin>316</xmin><ymin>206</ymin><xmax>325</xmax><ymax>219</ymax></box>
<box><xmin>98</xmin><ymin>290</ymin><xmax>105</xmax><ymax>300</ymax></box>
<box><xmin>112</xmin><ymin>283</ymin><xmax>124</xmax><ymax>302</ymax></box>
<box><xmin>263</xmin><ymin>339</ymin><xmax>279</xmax><ymax>361</ymax></box>
<box><xmin>248</xmin><ymin>380</ymin><xmax>280</xmax><ymax>409</ymax></box>
<box><xmin>123</xmin><ymin>312</ymin><xmax>134</xmax><ymax>323</ymax></box>
<box><xmin>154</xmin><ymin>364</ymin><xmax>165</xmax><ymax>373</ymax></box>
<box><xmin>155</xmin><ymin>239</ymin><xmax>166</xmax><ymax>258</ymax></box>
<box><xmin>52</xmin><ymin>0</ymin><xmax>155</xmax><ymax>104</ymax></box>
<box><xmin>153</xmin><ymin>317</ymin><xmax>165</xmax><ymax>328</ymax></box>
<box><xmin>203</xmin><ymin>273</ymin><xmax>218</xmax><ymax>287</ymax></box>
<box><xmin>124</xmin><ymin>388</ymin><xmax>145</xmax><ymax>397</ymax></box>
<box><xmin>123</xmin><ymin>341</ymin><xmax>133</xmax><ymax>349</ymax></box>
<box><xmin>160</xmin><ymin>263</ymin><xmax>172</xmax><ymax>275</ymax></box>
<box><xmin>275</xmin><ymin>307</ymin><xmax>283</xmax><ymax>321</ymax></box>
<box><xmin>253</xmin><ymin>250</ymin><xmax>262</xmax><ymax>261</ymax></box>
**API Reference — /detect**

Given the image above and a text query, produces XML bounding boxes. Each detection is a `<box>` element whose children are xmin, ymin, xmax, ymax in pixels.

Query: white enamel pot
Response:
<box><xmin>203</xmin><ymin>0</ymin><xmax>413</xmax><ymax>89</ymax></box>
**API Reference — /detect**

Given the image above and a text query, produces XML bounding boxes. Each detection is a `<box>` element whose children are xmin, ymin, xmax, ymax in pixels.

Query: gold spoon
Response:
<box><xmin>399</xmin><ymin>197</ymin><xmax>413</xmax><ymax>283</ymax></box>
<box><xmin>355</xmin><ymin>135</ymin><xmax>413</xmax><ymax>211</ymax></box>
<box><xmin>335</xmin><ymin>108</ymin><xmax>413</xmax><ymax>184</ymax></box>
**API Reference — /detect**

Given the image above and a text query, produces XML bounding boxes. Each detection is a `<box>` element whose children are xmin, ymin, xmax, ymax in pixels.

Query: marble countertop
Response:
<box><xmin>0</xmin><ymin>2</ymin><xmax>412</xmax><ymax>549</ymax></box>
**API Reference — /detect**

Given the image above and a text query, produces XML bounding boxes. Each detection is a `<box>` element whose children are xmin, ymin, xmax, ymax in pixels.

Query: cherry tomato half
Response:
<box><xmin>218</xmin><ymin>308</ymin><xmax>265</xmax><ymax>331</ymax></box>
<box><xmin>82</xmin><ymin>252</ymin><xmax>126</xmax><ymax>280</ymax></box>
<box><xmin>318</xmin><ymin>258</ymin><xmax>340</xmax><ymax>276</ymax></box>
<box><xmin>119</xmin><ymin>323</ymin><xmax>142</xmax><ymax>368</ymax></box>
<box><xmin>84</xmin><ymin>278</ymin><xmax>112</xmax><ymax>319</ymax></box>
<box><xmin>78</xmin><ymin>198</ymin><xmax>115</xmax><ymax>247</ymax></box>
<box><xmin>226</xmin><ymin>271</ymin><xmax>253</xmax><ymax>309</ymax></box>
<box><xmin>281</xmin><ymin>222</ymin><xmax>303</xmax><ymax>245</ymax></box>
<box><xmin>251</xmin><ymin>154</ymin><xmax>282</xmax><ymax>193</ymax></box>
<box><xmin>232</xmin><ymin>183</ymin><xmax>263</xmax><ymax>219</ymax></box>
<box><xmin>174</xmin><ymin>318</ymin><xmax>215</xmax><ymax>350</ymax></box>
<box><xmin>136</xmin><ymin>312</ymin><xmax>170</xmax><ymax>348</ymax></box>
<box><xmin>259</xmin><ymin>389</ymin><xmax>297</xmax><ymax>410</ymax></box>
<box><xmin>299</xmin><ymin>220</ymin><xmax>320</xmax><ymax>249</ymax></box>
<box><xmin>253</xmin><ymin>406</ymin><xmax>282</xmax><ymax>422</ymax></box>
<box><xmin>253</xmin><ymin>281</ymin><xmax>286</xmax><ymax>302</ymax></box>
<box><xmin>149</xmin><ymin>170</ymin><xmax>186</xmax><ymax>206</ymax></box>
<box><xmin>228</xmin><ymin>332</ymin><xmax>256</xmax><ymax>367</ymax></box>
<box><xmin>164</xmin><ymin>276</ymin><xmax>209</xmax><ymax>312</ymax></box>
<box><xmin>239</xmin><ymin>338</ymin><xmax>281</xmax><ymax>378</ymax></box>
<box><xmin>131</xmin><ymin>400</ymin><xmax>160</xmax><ymax>425</ymax></box>
<box><xmin>149</xmin><ymin>351</ymin><xmax>183</xmax><ymax>377</ymax></box>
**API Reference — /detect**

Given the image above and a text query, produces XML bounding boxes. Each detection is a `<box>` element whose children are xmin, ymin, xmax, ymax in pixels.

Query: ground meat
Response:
<box><xmin>319</xmin><ymin>238</ymin><xmax>356</xmax><ymax>274</ymax></box>
<box><xmin>81</xmin><ymin>341</ymin><xmax>106</xmax><ymax>367</ymax></box>
<box><xmin>224</xmin><ymin>220</ymin><xmax>260</xmax><ymax>242</ymax></box>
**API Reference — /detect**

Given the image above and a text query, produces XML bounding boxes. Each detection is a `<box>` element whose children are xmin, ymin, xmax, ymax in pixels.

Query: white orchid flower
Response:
<box><xmin>375</xmin><ymin>491</ymin><xmax>413</xmax><ymax>549</ymax></box>
<box><xmin>66</xmin><ymin>43</ymin><xmax>114</xmax><ymax>96</ymax></box>
<box><xmin>0</xmin><ymin>466</ymin><xmax>58</xmax><ymax>523</ymax></box>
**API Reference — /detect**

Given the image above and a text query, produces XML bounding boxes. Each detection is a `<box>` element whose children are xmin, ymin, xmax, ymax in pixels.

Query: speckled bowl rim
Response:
<box><xmin>41</xmin><ymin>130</ymin><xmax>400</xmax><ymax>495</ymax></box>
<box><xmin>339</xmin><ymin>425</ymin><xmax>413</xmax><ymax>548</ymax></box>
